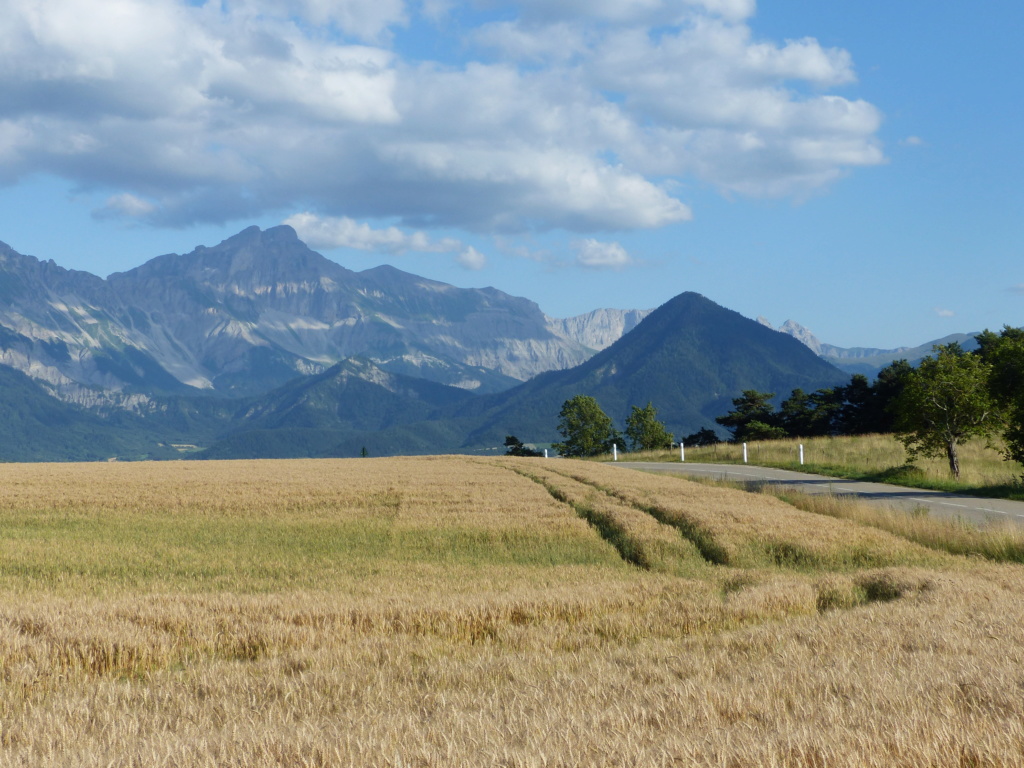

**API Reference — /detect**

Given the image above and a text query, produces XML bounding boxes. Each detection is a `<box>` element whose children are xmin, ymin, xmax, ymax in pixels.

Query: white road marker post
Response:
<box><xmin>743</xmin><ymin>442</ymin><xmax>748</xmax><ymax>464</ymax></box>
<box><xmin>544</xmin><ymin>449</ymin><xmax>548</xmax><ymax>459</ymax></box>
<box><xmin>799</xmin><ymin>444</ymin><xmax>804</xmax><ymax>465</ymax></box>
<box><xmin>680</xmin><ymin>442</ymin><xmax>685</xmax><ymax>462</ymax></box>
<box><xmin>612</xmin><ymin>443</ymin><xmax>618</xmax><ymax>461</ymax></box>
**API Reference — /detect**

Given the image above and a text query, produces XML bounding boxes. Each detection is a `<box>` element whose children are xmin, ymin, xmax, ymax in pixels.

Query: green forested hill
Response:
<box><xmin>452</xmin><ymin>292</ymin><xmax>850</xmax><ymax>448</ymax></box>
<box><xmin>0</xmin><ymin>367</ymin><xmax>173</xmax><ymax>461</ymax></box>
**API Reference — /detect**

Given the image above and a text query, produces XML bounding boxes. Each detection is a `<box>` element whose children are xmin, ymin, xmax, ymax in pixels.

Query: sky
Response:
<box><xmin>0</xmin><ymin>0</ymin><xmax>1021</xmax><ymax>349</ymax></box>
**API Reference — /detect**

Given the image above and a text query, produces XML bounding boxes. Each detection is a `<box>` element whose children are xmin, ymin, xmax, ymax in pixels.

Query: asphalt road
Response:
<box><xmin>612</xmin><ymin>462</ymin><xmax>1024</xmax><ymax>529</ymax></box>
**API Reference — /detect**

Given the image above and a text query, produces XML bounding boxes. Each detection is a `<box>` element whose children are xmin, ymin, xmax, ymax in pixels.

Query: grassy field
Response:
<box><xmin>1</xmin><ymin>456</ymin><xmax>1023</xmax><ymax>766</ymax></box>
<box><xmin>623</xmin><ymin>433</ymin><xmax>1024</xmax><ymax>498</ymax></box>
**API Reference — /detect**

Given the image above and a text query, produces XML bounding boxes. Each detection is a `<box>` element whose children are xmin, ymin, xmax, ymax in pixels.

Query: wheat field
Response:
<box><xmin>0</xmin><ymin>456</ymin><xmax>1022</xmax><ymax>766</ymax></box>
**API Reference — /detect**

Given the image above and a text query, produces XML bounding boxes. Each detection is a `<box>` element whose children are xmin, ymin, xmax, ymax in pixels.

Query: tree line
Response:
<box><xmin>714</xmin><ymin>327</ymin><xmax>1024</xmax><ymax>480</ymax></box>
<box><xmin>506</xmin><ymin>326</ymin><xmax>1024</xmax><ymax>481</ymax></box>
<box><xmin>505</xmin><ymin>396</ymin><xmax>681</xmax><ymax>459</ymax></box>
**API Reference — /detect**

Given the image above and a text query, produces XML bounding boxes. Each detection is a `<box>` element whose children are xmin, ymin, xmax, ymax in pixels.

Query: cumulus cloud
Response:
<box><xmin>934</xmin><ymin>307</ymin><xmax>956</xmax><ymax>318</ymax></box>
<box><xmin>285</xmin><ymin>210</ymin><xmax>489</xmax><ymax>270</ymax></box>
<box><xmin>574</xmin><ymin>239</ymin><xmax>634</xmax><ymax>270</ymax></box>
<box><xmin>456</xmin><ymin>246</ymin><xmax>487</xmax><ymax>270</ymax></box>
<box><xmin>94</xmin><ymin>193</ymin><xmax>156</xmax><ymax>219</ymax></box>
<box><xmin>0</xmin><ymin>0</ymin><xmax>884</xmax><ymax>234</ymax></box>
<box><xmin>284</xmin><ymin>212</ymin><xmax>461</xmax><ymax>254</ymax></box>
<box><xmin>236</xmin><ymin>0</ymin><xmax>408</xmax><ymax>41</ymax></box>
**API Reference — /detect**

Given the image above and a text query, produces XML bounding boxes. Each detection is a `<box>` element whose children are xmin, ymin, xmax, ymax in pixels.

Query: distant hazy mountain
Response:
<box><xmin>197</xmin><ymin>291</ymin><xmax>849</xmax><ymax>459</ymax></box>
<box><xmin>763</xmin><ymin>318</ymin><xmax>980</xmax><ymax>377</ymax></box>
<box><xmin>0</xmin><ymin>226</ymin><xmax>864</xmax><ymax>461</ymax></box>
<box><xmin>202</xmin><ymin>357</ymin><xmax>476</xmax><ymax>459</ymax></box>
<box><xmin>0</xmin><ymin>227</ymin><xmax>607</xmax><ymax>402</ymax></box>
<box><xmin>546</xmin><ymin>308</ymin><xmax>653</xmax><ymax>352</ymax></box>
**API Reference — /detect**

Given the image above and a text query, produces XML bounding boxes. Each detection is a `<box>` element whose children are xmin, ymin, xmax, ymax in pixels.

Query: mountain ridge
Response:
<box><xmin>0</xmin><ymin>227</ymin><xmax>609</xmax><ymax>401</ymax></box>
<box><xmin>764</xmin><ymin>318</ymin><xmax>981</xmax><ymax>376</ymax></box>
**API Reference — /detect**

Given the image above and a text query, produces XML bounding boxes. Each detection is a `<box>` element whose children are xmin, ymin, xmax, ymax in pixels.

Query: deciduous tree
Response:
<box><xmin>624</xmin><ymin>402</ymin><xmax>673</xmax><ymax>452</ymax></box>
<box><xmin>553</xmin><ymin>395</ymin><xmax>616</xmax><ymax>458</ymax></box>
<box><xmin>976</xmin><ymin>326</ymin><xmax>1024</xmax><ymax>470</ymax></box>
<box><xmin>894</xmin><ymin>343</ymin><xmax>999</xmax><ymax>480</ymax></box>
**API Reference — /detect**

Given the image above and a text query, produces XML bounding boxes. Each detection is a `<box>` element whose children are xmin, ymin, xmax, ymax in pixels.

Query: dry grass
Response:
<box><xmin>761</xmin><ymin>483</ymin><xmax>1024</xmax><ymax>563</ymax></box>
<box><xmin>0</xmin><ymin>456</ymin><xmax>1023</xmax><ymax>766</ymax></box>
<box><xmin>627</xmin><ymin>433</ymin><xmax>1024</xmax><ymax>492</ymax></box>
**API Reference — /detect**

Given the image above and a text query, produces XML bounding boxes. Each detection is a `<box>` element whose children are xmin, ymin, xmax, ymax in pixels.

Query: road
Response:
<box><xmin>612</xmin><ymin>462</ymin><xmax>1024</xmax><ymax>529</ymax></box>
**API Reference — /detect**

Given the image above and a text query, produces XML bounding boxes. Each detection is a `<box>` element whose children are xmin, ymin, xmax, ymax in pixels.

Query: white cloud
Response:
<box><xmin>456</xmin><ymin>246</ymin><xmax>487</xmax><ymax>270</ymax></box>
<box><xmin>574</xmin><ymin>239</ymin><xmax>634</xmax><ymax>270</ymax></box>
<box><xmin>284</xmin><ymin>213</ymin><xmax>461</xmax><ymax>254</ymax></box>
<box><xmin>934</xmin><ymin>307</ymin><xmax>956</xmax><ymax>318</ymax></box>
<box><xmin>0</xmin><ymin>0</ymin><xmax>884</xmax><ymax>234</ymax></box>
<box><xmin>508</xmin><ymin>0</ymin><xmax>755</xmax><ymax>25</ymax></box>
<box><xmin>237</xmin><ymin>0</ymin><xmax>408</xmax><ymax>41</ymax></box>
<box><xmin>95</xmin><ymin>193</ymin><xmax>156</xmax><ymax>219</ymax></box>
<box><xmin>472</xmin><ymin>21</ymin><xmax>588</xmax><ymax>63</ymax></box>
<box><xmin>286</xmin><ymin>212</ymin><xmax>492</xmax><ymax>269</ymax></box>
<box><xmin>902</xmin><ymin>135</ymin><xmax>924</xmax><ymax>147</ymax></box>
<box><xmin>419</xmin><ymin>0</ymin><xmax>454</xmax><ymax>22</ymax></box>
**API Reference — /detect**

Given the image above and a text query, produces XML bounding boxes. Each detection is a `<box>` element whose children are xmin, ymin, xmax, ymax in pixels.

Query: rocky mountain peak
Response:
<box><xmin>778</xmin><ymin>320</ymin><xmax>823</xmax><ymax>355</ymax></box>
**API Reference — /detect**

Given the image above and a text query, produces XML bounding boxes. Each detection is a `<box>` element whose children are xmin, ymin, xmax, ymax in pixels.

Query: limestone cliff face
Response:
<box><xmin>0</xmin><ymin>227</ymin><xmax>598</xmax><ymax>402</ymax></box>
<box><xmin>546</xmin><ymin>308</ymin><xmax>652</xmax><ymax>352</ymax></box>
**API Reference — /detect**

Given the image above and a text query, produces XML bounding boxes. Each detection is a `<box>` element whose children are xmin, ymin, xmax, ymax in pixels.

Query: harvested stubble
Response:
<box><xmin>0</xmin><ymin>456</ymin><xmax>1022</xmax><ymax>767</ymax></box>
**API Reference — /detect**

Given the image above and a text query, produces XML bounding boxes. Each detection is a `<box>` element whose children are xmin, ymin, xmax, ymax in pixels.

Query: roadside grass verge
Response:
<box><xmin>680</xmin><ymin>471</ymin><xmax>1024</xmax><ymax>564</ymax></box>
<box><xmin>609</xmin><ymin>433</ymin><xmax>1024</xmax><ymax>500</ymax></box>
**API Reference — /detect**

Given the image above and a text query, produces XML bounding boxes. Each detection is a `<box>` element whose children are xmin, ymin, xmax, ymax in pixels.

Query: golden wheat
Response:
<box><xmin>548</xmin><ymin>459</ymin><xmax>944</xmax><ymax>570</ymax></box>
<box><xmin>0</xmin><ymin>456</ymin><xmax>1022</xmax><ymax>766</ymax></box>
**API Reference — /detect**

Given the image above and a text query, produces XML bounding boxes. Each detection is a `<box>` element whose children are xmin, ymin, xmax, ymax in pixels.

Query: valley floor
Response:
<box><xmin>0</xmin><ymin>457</ymin><xmax>1021</xmax><ymax>766</ymax></box>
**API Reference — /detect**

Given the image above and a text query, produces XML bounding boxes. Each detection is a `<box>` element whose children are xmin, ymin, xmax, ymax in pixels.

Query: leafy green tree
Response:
<box><xmin>715</xmin><ymin>390</ymin><xmax>784</xmax><ymax>442</ymax></box>
<box><xmin>894</xmin><ymin>343</ymin><xmax>1000</xmax><ymax>480</ymax></box>
<box><xmin>553</xmin><ymin>395</ymin><xmax>616</xmax><ymax>458</ymax></box>
<box><xmin>624</xmin><ymin>402</ymin><xmax>673</xmax><ymax>451</ymax></box>
<box><xmin>504</xmin><ymin>434</ymin><xmax>542</xmax><ymax>457</ymax></box>
<box><xmin>976</xmin><ymin>326</ymin><xmax>1024</xmax><ymax>469</ymax></box>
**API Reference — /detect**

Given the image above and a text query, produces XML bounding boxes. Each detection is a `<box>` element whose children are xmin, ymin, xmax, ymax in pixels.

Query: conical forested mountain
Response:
<box><xmin>452</xmin><ymin>291</ymin><xmax>850</xmax><ymax>448</ymax></box>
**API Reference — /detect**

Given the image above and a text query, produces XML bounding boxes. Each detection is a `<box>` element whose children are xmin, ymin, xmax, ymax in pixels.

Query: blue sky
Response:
<box><xmin>0</xmin><ymin>0</ymin><xmax>1020</xmax><ymax>348</ymax></box>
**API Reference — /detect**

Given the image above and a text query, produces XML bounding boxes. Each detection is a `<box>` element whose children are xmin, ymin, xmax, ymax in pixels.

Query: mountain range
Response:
<box><xmin>0</xmin><ymin>226</ymin><xmax>633</xmax><ymax>405</ymax></box>
<box><xmin>0</xmin><ymin>225</ymin><xmax>966</xmax><ymax>461</ymax></box>
<box><xmin>759</xmin><ymin>318</ymin><xmax>980</xmax><ymax>376</ymax></box>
